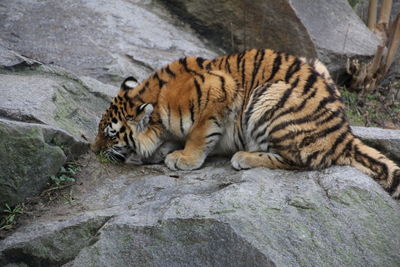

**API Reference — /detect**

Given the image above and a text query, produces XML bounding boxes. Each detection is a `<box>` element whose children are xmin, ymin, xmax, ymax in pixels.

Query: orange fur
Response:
<box><xmin>92</xmin><ymin>49</ymin><xmax>400</xmax><ymax>198</ymax></box>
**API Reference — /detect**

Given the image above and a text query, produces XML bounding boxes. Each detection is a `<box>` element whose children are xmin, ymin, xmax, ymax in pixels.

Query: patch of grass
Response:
<box><xmin>42</xmin><ymin>162</ymin><xmax>81</xmax><ymax>203</ymax></box>
<box><xmin>62</xmin><ymin>190</ymin><xmax>76</xmax><ymax>205</ymax></box>
<box><xmin>341</xmin><ymin>87</ymin><xmax>400</xmax><ymax>129</ymax></box>
<box><xmin>97</xmin><ymin>152</ymin><xmax>112</xmax><ymax>164</ymax></box>
<box><xmin>49</xmin><ymin>174</ymin><xmax>75</xmax><ymax>187</ymax></box>
<box><xmin>0</xmin><ymin>203</ymin><xmax>24</xmax><ymax>231</ymax></box>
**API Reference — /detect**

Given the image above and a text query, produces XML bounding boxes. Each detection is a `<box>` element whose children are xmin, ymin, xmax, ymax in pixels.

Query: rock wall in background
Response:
<box><xmin>160</xmin><ymin>0</ymin><xmax>380</xmax><ymax>76</ymax></box>
<box><xmin>0</xmin><ymin>0</ymin><xmax>218</xmax><ymax>85</ymax></box>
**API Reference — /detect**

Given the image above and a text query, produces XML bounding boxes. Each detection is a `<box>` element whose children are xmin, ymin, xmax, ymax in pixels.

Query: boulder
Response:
<box><xmin>0</xmin><ymin>119</ymin><xmax>67</xmax><ymax>207</ymax></box>
<box><xmin>160</xmin><ymin>0</ymin><xmax>380</xmax><ymax>76</ymax></box>
<box><xmin>0</xmin><ymin>46</ymin><xmax>113</xmax><ymax>141</ymax></box>
<box><xmin>352</xmin><ymin>126</ymin><xmax>400</xmax><ymax>163</ymax></box>
<box><xmin>0</xmin><ymin>0</ymin><xmax>218</xmax><ymax>85</ymax></box>
<box><xmin>1</xmin><ymin>127</ymin><xmax>400</xmax><ymax>266</ymax></box>
<box><xmin>0</xmin><ymin>46</ymin><xmax>104</xmax><ymax>206</ymax></box>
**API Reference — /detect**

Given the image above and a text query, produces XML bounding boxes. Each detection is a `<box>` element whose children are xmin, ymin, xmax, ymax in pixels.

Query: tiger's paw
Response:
<box><xmin>165</xmin><ymin>150</ymin><xmax>204</xmax><ymax>170</ymax></box>
<box><xmin>231</xmin><ymin>151</ymin><xmax>252</xmax><ymax>170</ymax></box>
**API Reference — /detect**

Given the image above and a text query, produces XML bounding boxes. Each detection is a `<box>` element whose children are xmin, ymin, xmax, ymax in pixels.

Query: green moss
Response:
<box><xmin>0</xmin><ymin>122</ymin><xmax>66</xmax><ymax>206</ymax></box>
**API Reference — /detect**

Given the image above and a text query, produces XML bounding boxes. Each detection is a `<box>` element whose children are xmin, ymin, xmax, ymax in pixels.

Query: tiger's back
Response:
<box><xmin>92</xmin><ymin>49</ymin><xmax>400</xmax><ymax>198</ymax></box>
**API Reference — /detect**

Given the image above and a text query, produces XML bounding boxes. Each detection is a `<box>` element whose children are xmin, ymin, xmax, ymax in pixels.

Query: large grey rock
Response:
<box><xmin>0</xmin><ymin>119</ymin><xmax>67</xmax><ymax>207</ymax></box>
<box><xmin>160</xmin><ymin>0</ymin><xmax>379</xmax><ymax>76</ymax></box>
<box><xmin>0</xmin><ymin>0</ymin><xmax>218</xmax><ymax>85</ymax></box>
<box><xmin>1</xmin><ymin>126</ymin><xmax>400</xmax><ymax>266</ymax></box>
<box><xmin>0</xmin><ymin>46</ymin><xmax>104</xmax><ymax>206</ymax></box>
<box><xmin>352</xmin><ymin>126</ymin><xmax>400</xmax><ymax>162</ymax></box>
<box><xmin>0</xmin><ymin>48</ymin><xmax>113</xmax><ymax>140</ymax></box>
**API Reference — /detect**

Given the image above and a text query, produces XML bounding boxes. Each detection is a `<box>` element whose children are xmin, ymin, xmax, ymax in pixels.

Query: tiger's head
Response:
<box><xmin>91</xmin><ymin>76</ymin><xmax>155</xmax><ymax>163</ymax></box>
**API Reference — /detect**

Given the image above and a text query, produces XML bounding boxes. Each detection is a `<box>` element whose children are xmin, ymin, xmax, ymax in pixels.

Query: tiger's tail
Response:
<box><xmin>336</xmin><ymin>136</ymin><xmax>400</xmax><ymax>198</ymax></box>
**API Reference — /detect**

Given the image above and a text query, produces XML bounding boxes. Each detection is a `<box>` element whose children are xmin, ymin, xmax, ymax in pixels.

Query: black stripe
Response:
<box><xmin>138</xmin><ymin>86</ymin><xmax>146</xmax><ymax>95</ymax></box>
<box><xmin>299</xmin><ymin>117</ymin><xmax>346</xmax><ymax>148</ymax></box>
<box><xmin>180</xmin><ymin>58</ymin><xmax>191</xmax><ymax>73</ymax></box>
<box><xmin>315</xmin><ymin>96</ymin><xmax>340</xmax><ymax>113</ymax></box>
<box><xmin>254</xmin><ymin>122</ymin><xmax>270</xmax><ymax>141</ymax></box>
<box><xmin>236</xmin><ymin>52</ymin><xmax>245</xmax><ymax>80</ymax></box>
<box><xmin>305</xmin><ymin>151</ymin><xmax>321</xmax><ymax>166</ymax></box>
<box><xmin>208</xmin><ymin>72</ymin><xmax>227</xmax><ymax>102</ymax></box>
<box><xmin>320</xmin><ymin>130</ymin><xmax>349</xmax><ymax>164</ymax></box>
<box><xmin>179</xmin><ymin>106</ymin><xmax>184</xmax><ymax>135</ymax></box>
<box><xmin>204</xmin><ymin>88</ymin><xmax>211</xmax><ymax>108</ymax></box>
<box><xmin>270</xmin><ymin>129</ymin><xmax>315</xmax><ymax>145</ymax></box>
<box><xmin>194</xmin><ymin>79</ymin><xmax>202</xmax><ymax>108</ymax></box>
<box><xmin>257</xmin><ymin>135</ymin><xmax>269</xmax><ymax>146</ymax></box>
<box><xmin>128</xmin><ymin>132</ymin><xmax>136</xmax><ymax>150</ymax></box>
<box><xmin>196</xmin><ymin>57</ymin><xmax>205</xmax><ymax>68</ymax></box>
<box><xmin>206</xmin><ymin>132</ymin><xmax>222</xmax><ymax>139</ymax></box>
<box><xmin>241</xmin><ymin>58</ymin><xmax>246</xmax><ymax>88</ymax></box>
<box><xmin>316</xmin><ymin>109</ymin><xmax>342</xmax><ymax>126</ymax></box>
<box><xmin>208</xmin><ymin>116</ymin><xmax>221</xmax><ymax>127</ymax></box>
<box><xmin>284</xmin><ymin>53</ymin><xmax>290</xmax><ymax>62</ymax></box>
<box><xmin>237</xmin><ymin>130</ymin><xmax>246</xmax><ymax>149</ymax></box>
<box><xmin>332</xmin><ymin>137</ymin><xmax>353</xmax><ymax>163</ymax></box>
<box><xmin>111</xmin><ymin>104</ymin><xmax>118</xmax><ymax>112</ymax></box>
<box><xmin>153</xmin><ymin>73</ymin><xmax>166</xmax><ymax>88</ymax></box>
<box><xmin>249</xmin><ymin>49</ymin><xmax>265</xmax><ymax>89</ymax></box>
<box><xmin>218</xmin><ymin>57</ymin><xmax>225</xmax><ymax>69</ymax></box>
<box><xmin>266</xmin><ymin>84</ymin><xmax>318</xmax><ymax>128</ymax></box>
<box><xmin>388</xmin><ymin>170</ymin><xmax>400</xmax><ymax>194</ymax></box>
<box><xmin>285</xmin><ymin>58</ymin><xmax>301</xmax><ymax>82</ymax></box>
<box><xmin>226</xmin><ymin>55</ymin><xmax>232</xmax><ymax>73</ymax></box>
<box><xmin>123</xmin><ymin>134</ymin><xmax>129</xmax><ymax>146</ymax></box>
<box><xmin>134</xmin><ymin>95</ymin><xmax>145</xmax><ymax>104</ymax></box>
<box><xmin>219</xmin><ymin>75</ymin><xmax>227</xmax><ymax>101</ymax></box>
<box><xmin>302</xmin><ymin>71</ymin><xmax>318</xmax><ymax>95</ymax></box>
<box><xmin>267</xmin><ymin>52</ymin><xmax>282</xmax><ymax>82</ymax></box>
<box><xmin>117</xmin><ymin>112</ymin><xmax>123</xmax><ymax>121</ymax></box>
<box><xmin>165</xmin><ymin>65</ymin><xmax>176</xmax><ymax>77</ymax></box>
<box><xmin>196</xmin><ymin>73</ymin><xmax>205</xmax><ymax>83</ymax></box>
<box><xmin>167</xmin><ymin>104</ymin><xmax>171</xmax><ymax>127</ymax></box>
<box><xmin>268</xmin><ymin>110</ymin><xmax>327</xmax><ymax>136</ymax></box>
<box><xmin>189</xmin><ymin>100</ymin><xmax>195</xmax><ymax>124</ymax></box>
<box><xmin>354</xmin><ymin>143</ymin><xmax>388</xmax><ymax>183</ymax></box>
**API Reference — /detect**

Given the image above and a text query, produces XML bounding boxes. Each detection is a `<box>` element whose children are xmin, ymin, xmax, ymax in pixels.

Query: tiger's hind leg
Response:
<box><xmin>231</xmin><ymin>151</ymin><xmax>298</xmax><ymax>170</ymax></box>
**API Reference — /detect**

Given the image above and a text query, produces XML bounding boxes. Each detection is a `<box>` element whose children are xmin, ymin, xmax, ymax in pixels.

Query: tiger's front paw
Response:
<box><xmin>231</xmin><ymin>151</ymin><xmax>252</xmax><ymax>170</ymax></box>
<box><xmin>165</xmin><ymin>150</ymin><xmax>204</xmax><ymax>170</ymax></box>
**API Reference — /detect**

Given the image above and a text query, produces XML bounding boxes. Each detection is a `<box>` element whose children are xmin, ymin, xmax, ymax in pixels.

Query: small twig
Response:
<box><xmin>40</xmin><ymin>183</ymin><xmax>76</xmax><ymax>195</ymax></box>
<box><xmin>342</xmin><ymin>23</ymin><xmax>350</xmax><ymax>53</ymax></box>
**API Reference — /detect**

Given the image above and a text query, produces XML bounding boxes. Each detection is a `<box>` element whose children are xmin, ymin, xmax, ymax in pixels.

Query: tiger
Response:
<box><xmin>91</xmin><ymin>49</ymin><xmax>400</xmax><ymax>198</ymax></box>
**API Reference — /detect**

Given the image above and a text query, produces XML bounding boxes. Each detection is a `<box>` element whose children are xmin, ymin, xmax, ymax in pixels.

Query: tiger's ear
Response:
<box><xmin>121</xmin><ymin>76</ymin><xmax>138</xmax><ymax>90</ymax></box>
<box><xmin>126</xmin><ymin>103</ymin><xmax>153</xmax><ymax>132</ymax></box>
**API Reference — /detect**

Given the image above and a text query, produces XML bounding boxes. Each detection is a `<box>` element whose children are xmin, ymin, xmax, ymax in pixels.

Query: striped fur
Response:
<box><xmin>92</xmin><ymin>49</ymin><xmax>400</xmax><ymax>198</ymax></box>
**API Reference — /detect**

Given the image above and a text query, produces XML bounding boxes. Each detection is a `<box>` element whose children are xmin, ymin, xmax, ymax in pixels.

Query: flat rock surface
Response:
<box><xmin>1</xmin><ymin>153</ymin><xmax>400</xmax><ymax>267</ymax></box>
